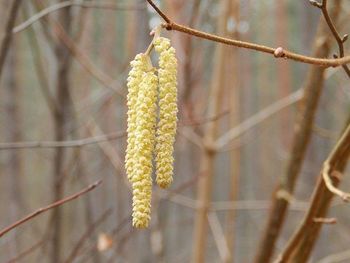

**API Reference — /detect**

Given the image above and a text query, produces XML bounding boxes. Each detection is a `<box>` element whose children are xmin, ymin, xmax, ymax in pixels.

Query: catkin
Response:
<box><xmin>131</xmin><ymin>59</ymin><xmax>158</xmax><ymax>228</ymax></box>
<box><xmin>125</xmin><ymin>54</ymin><xmax>148</xmax><ymax>182</ymax></box>
<box><xmin>154</xmin><ymin>37</ymin><xmax>178</xmax><ymax>188</ymax></box>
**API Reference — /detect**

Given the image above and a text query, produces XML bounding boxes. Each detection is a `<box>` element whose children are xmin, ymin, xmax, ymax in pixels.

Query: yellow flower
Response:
<box><xmin>154</xmin><ymin>37</ymin><xmax>178</xmax><ymax>188</ymax></box>
<box><xmin>131</xmin><ymin>60</ymin><xmax>158</xmax><ymax>228</ymax></box>
<box><xmin>125</xmin><ymin>54</ymin><xmax>148</xmax><ymax>182</ymax></box>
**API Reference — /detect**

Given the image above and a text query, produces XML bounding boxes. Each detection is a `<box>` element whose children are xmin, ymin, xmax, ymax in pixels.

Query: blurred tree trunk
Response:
<box><xmin>192</xmin><ymin>1</ymin><xmax>230</xmax><ymax>262</ymax></box>
<box><xmin>224</xmin><ymin>1</ymin><xmax>240</xmax><ymax>262</ymax></box>
<box><xmin>254</xmin><ymin>2</ymin><xmax>341</xmax><ymax>262</ymax></box>
<box><xmin>51</xmin><ymin>3</ymin><xmax>73</xmax><ymax>262</ymax></box>
<box><xmin>0</xmin><ymin>0</ymin><xmax>22</xmax><ymax>79</ymax></box>
<box><xmin>276</xmin><ymin>0</ymin><xmax>292</xmax><ymax>148</ymax></box>
<box><xmin>3</xmin><ymin>35</ymin><xmax>23</xmax><ymax>259</ymax></box>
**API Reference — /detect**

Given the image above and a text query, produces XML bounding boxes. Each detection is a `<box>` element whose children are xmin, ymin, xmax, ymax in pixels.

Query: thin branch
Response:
<box><xmin>6</xmin><ymin>238</ymin><xmax>46</xmax><ymax>263</ymax></box>
<box><xmin>0</xmin><ymin>131</ymin><xmax>126</xmax><ymax>150</ymax></box>
<box><xmin>318</xmin><ymin>249</ymin><xmax>350</xmax><ymax>263</ymax></box>
<box><xmin>312</xmin><ymin>217</ymin><xmax>337</xmax><ymax>224</ymax></box>
<box><xmin>207</xmin><ymin>212</ymin><xmax>230</xmax><ymax>262</ymax></box>
<box><xmin>0</xmin><ymin>0</ymin><xmax>22</xmax><ymax>79</ymax></box>
<box><xmin>215</xmin><ymin>88</ymin><xmax>304</xmax><ymax>148</ymax></box>
<box><xmin>64</xmin><ymin>209</ymin><xmax>112</xmax><ymax>263</ymax></box>
<box><xmin>13</xmin><ymin>0</ymin><xmax>145</xmax><ymax>34</ymax></box>
<box><xmin>146</xmin><ymin>0</ymin><xmax>350</xmax><ymax>67</ymax></box>
<box><xmin>322</xmin><ymin>123</ymin><xmax>350</xmax><ymax>201</ymax></box>
<box><xmin>315</xmin><ymin>0</ymin><xmax>350</xmax><ymax>77</ymax></box>
<box><xmin>0</xmin><ymin>180</ymin><xmax>102</xmax><ymax>238</ymax></box>
<box><xmin>275</xmin><ymin>121</ymin><xmax>350</xmax><ymax>262</ymax></box>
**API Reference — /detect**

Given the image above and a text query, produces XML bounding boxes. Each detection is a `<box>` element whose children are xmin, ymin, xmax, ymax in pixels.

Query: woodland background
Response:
<box><xmin>1</xmin><ymin>0</ymin><xmax>350</xmax><ymax>262</ymax></box>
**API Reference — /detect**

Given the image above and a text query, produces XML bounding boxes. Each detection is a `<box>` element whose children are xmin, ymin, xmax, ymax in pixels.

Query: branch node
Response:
<box><xmin>274</xmin><ymin>47</ymin><xmax>285</xmax><ymax>58</ymax></box>
<box><xmin>276</xmin><ymin>189</ymin><xmax>294</xmax><ymax>203</ymax></box>
<box><xmin>322</xmin><ymin>163</ymin><xmax>350</xmax><ymax>202</ymax></box>
<box><xmin>342</xmin><ymin>34</ymin><xmax>349</xmax><ymax>43</ymax></box>
<box><xmin>309</xmin><ymin>0</ymin><xmax>323</xmax><ymax>8</ymax></box>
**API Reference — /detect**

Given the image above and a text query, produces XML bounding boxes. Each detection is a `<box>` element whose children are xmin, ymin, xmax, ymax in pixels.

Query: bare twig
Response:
<box><xmin>312</xmin><ymin>217</ymin><xmax>337</xmax><ymax>224</ymax></box>
<box><xmin>64</xmin><ymin>208</ymin><xmax>112</xmax><ymax>263</ymax></box>
<box><xmin>215</xmin><ymin>88</ymin><xmax>304</xmax><ymax>148</ymax></box>
<box><xmin>0</xmin><ymin>0</ymin><xmax>22</xmax><ymax>79</ymax></box>
<box><xmin>275</xmin><ymin>122</ymin><xmax>350</xmax><ymax>262</ymax></box>
<box><xmin>322</xmin><ymin>137</ymin><xmax>350</xmax><ymax>201</ymax></box>
<box><xmin>13</xmin><ymin>0</ymin><xmax>145</xmax><ymax>34</ymax></box>
<box><xmin>207</xmin><ymin>212</ymin><xmax>230</xmax><ymax>262</ymax></box>
<box><xmin>0</xmin><ymin>131</ymin><xmax>126</xmax><ymax>150</ymax></box>
<box><xmin>6</xmin><ymin>238</ymin><xmax>46</xmax><ymax>263</ymax></box>
<box><xmin>254</xmin><ymin>2</ymin><xmax>342</xmax><ymax>260</ymax></box>
<box><xmin>314</xmin><ymin>0</ymin><xmax>350</xmax><ymax>77</ymax></box>
<box><xmin>318</xmin><ymin>249</ymin><xmax>350</xmax><ymax>263</ymax></box>
<box><xmin>146</xmin><ymin>0</ymin><xmax>350</xmax><ymax>67</ymax></box>
<box><xmin>0</xmin><ymin>180</ymin><xmax>102</xmax><ymax>238</ymax></box>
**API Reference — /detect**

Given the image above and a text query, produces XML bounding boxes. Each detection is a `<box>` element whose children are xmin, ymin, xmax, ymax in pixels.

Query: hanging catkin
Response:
<box><xmin>131</xmin><ymin>57</ymin><xmax>158</xmax><ymax>228</ymax></box>
<box><xmin>125</xmin><ymin>54</ymin><xmax>149</xmax><ymax>182</ymax></box>
<box><xmin>154</xmin><ymin>37</ymin><xmax>178</xmax><ymax>189</ymax></box>
<box><xmin>125</xmin><ymin>36</ymin><xmax>178</xmax><ymax>228</ymax></box>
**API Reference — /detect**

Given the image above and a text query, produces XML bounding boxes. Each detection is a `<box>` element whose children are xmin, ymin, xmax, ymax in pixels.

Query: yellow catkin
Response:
<box><xmin>154</xmin><ymin>37</ymin><xmax>178</xmax><ymax>188</ymax></box>
<box><xmin>131</xmin><ymin>59</ymin><xmax>158</xmax><ymax>228</ymax></box>
<box><xmin>125</xmin><ymin>54</ymin><xmax>148</xmax><ymax>182</ymax></box>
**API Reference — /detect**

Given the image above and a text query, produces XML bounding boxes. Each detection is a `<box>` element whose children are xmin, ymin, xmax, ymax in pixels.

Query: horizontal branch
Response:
<box><xmin>0</xmin><ymin>131</ymin><xmax>126</xmax><ymax>150</ymax></box>
<box><xmin>0</xmin><ymin>180</ymin><xmax>102</xmax><ymax>238</ymax></box>
<box><xmin>146</xmin><ymin>0</ymin><xmax>350</xmax><ymax>67</ymax></box>
<box><xmin>13</xmin><ymin>0</ymin><xmax>145</xmax><ymax>34</ymax></box>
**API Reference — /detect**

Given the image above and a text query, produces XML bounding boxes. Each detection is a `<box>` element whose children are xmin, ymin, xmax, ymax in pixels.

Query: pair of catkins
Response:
<box><xmin>125</xmin><ymin>37</ymin><xmax>178</xmax><ymax>228</ymax></box>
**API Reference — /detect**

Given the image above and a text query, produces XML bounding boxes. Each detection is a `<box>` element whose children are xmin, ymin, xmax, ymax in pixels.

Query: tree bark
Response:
<box><xmin>192</xmin><ymin>1</ymin><xmax>231</xmax><ymax>262</ymax></box>
<box><xmin>51</xmin><ymin>3</ymin><xmax>73</xmax><ymax>263</ymax></box>
<box><xmin>254</xmin><ymin>2</ymin><xmax>341</xmax><ymax>262</ymax></box>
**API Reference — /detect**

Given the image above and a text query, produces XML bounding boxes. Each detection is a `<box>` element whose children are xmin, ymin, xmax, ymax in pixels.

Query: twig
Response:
<box><xmin>6</xmin><ymin>238</ymin><xmax>46</xmax><ymax>263</ymax></box>
<box><xmin>0</xmin><ymin>131</ymin><xmax>126</xmax><ymax>150</ymax></box>
<box><xmin>207</xmin><ymin>212</ymin><xmax>230</xmax><ymax>262</ymax></box>
<box><xmin>312</xmin><ymin>0</ymin><xmax>350</xmax><ymax>77</ymax></box>
<box><xmin>146</xmin><ymin>0</ymin><xmax>350</xmax><ymax>67</ymax></box>
<box><xmin>0</xmin><ymin>0</ymin><xmax>22</xmax><ymax>79</ymax></box>
<box><xmin>215</xmin><ymin>88</ymin><xmax>304</xmax><ymax>148</ymax></box>
<box><xmin>312</xmin><ymin>217</ymin><xmax>337</xmax><ymax>224</ymax></box>
<box><xmin>64</xmin><ymin>208</ymin><xmax>112</xmax><ymax>263</ymax></box>
<box><xmin>318</xmin><ymin>249</ymin><xmax>350</xmax><ymax>263</ymax></box>
<box><xmin>275</xmin><ymin>121</ymin><xmax>350</xmax><ymax>262</ymax></box>
<box><xmin>322</xmin><ymin>130</ymin><xmax>350</xmax><ymax>201</ymax></box>
<box><xmin>0</xmin><ymin>180</ymin><xmax>102</xmax><ymax>238</ymax></box>
<box><xmin>13</xmin><ymin>0</ymin><xmax>145</xmax><ymax>34</ymax></box>
<box><xmin>52</xmin><ymin>21</ymin><xmax>123</xmax><ymax>96</ymax></box>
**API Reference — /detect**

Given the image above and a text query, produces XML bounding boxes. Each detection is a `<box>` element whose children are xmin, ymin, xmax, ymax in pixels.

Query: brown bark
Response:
<box><xmin>277</xmin><ymin>116</ymin><xmax>350</xmax><ymax>263</ymax></box>
<box><xmin>191</xmin><ymin>1</ymin><xmax>231</xmax><ymax>262</ymax></box>
<box><xmin>276</xmin><ymin>0</ymin><xmax>292</xmax><ymax>148</ymax></box>
<box><xmin>224</xmin><ymin>1</ymin><xmax>240</xmax><ymax>262</ymax></box>
<box><xmin>4</xmin><ymin>34</ymin><xmax>22</xmax><ymax>258</ymax></box>
<box><xmin>51</xmin><ymin>3</ymin><xmax>73</xmax><ymax>263</ymax></box>
<box><xmin>254</xmin><ymin>2</ymin><xmax>342</xmax><ymax>263</ymax></box>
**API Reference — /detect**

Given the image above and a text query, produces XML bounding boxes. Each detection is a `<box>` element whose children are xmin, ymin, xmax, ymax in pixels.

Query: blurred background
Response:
<box><xmin>1</xmin><ymin>0</ymin><xmax>350</xmax><ymax>262</ymax></box>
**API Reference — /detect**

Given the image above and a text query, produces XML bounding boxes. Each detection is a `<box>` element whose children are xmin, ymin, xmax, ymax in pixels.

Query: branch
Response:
<box><xmin>64</xmin><ymin>208</ymin><xmax>112</xmax><ymax>263</ymax></box>
<box><xmin>215</xmin><ymin>88</ymin><xmax>304</xmax><ymax>148</ymax></box>
<box><xmin>0</xmin><ymin>180</ymin><xmax>102</xmax><ymax>238</ymax></box>
<box><xmin>275</xmin><ymin>122</ymin><xmax>350</xmax><ymax>262</ymax></box>
<box><xmin>146</xmin><ymin>0</ymin><xmax>350</xmax><ymax>67</ymax></box>
<box><xmin>13</xmin><ymin>0</ymin><xmax>145</xmax><ymax>34</ymax></box>
<box><xmin>0</xmin><ymin>0</ymin><xmax>22</xmax><ymax>79</ymax></box>
<box><xmin>0</xmin><ymin>131</ymin><xmax>126</xmax><ymax>150</ymax></box>
<box><xmin>312</xmin><ymin>0</ymin><xmax>350</xmax><ymax>77</ymax></box>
